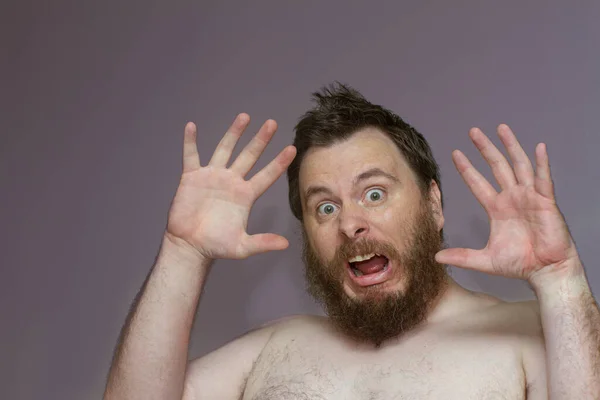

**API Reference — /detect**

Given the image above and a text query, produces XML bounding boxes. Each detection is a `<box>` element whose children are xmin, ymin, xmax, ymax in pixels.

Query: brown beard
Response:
<box><xmin>302</xmin><ymin>201</ymin><xmax>448</xmax><ymax>347</ymax></box>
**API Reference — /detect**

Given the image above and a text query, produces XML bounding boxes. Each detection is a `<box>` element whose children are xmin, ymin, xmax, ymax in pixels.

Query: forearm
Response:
<box><xmin>104</xmin><ymin>233</ymin><xmax>213</xmax><ymax>400</ymax></box>
<box><xmin>533</xmin><ymin>260</ymin><xmax>600</xmax><ymax>399</ymax></box>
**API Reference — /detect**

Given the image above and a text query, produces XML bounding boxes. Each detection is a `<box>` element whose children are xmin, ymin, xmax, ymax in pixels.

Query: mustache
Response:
<box><xmin>332</xmin><ymin>237</ymin><xmax>401</xmax><ymax>265</ymax></box>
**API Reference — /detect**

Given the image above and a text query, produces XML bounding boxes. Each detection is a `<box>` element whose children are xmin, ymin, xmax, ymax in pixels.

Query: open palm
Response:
<box><xmin>435</xmin><ymin>124</ymin><xmax>578</xmax><ymax>281</ymax></box>
<box><xmin>166</xmin><ymin>114</ymin><xmax>296</xmax><ymax>260</ymax></box>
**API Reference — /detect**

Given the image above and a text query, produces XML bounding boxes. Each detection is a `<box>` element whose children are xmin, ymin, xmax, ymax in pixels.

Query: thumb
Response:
<box><xmin>240</xmin><ymin>233</ymin><xmax>290</xmax><ymax>257</ymax></box>
<box><xmin>435</xmin><ymin>248</ymin><xmax>491</xmax><ymax>273</ymax></box>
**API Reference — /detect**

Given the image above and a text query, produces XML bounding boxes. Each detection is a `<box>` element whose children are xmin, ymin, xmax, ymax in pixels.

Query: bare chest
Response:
<box><xmin>243</xmin><ymin>334</ymin><xmax>526</xmax><ymax>400</ymax></box>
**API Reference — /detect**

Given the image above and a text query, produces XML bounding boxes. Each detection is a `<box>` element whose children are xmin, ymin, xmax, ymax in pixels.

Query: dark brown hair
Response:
<box><xmin>287</xmin><ymin>82</ymin><xmax>443</xmax><ymax>222</ymax></box>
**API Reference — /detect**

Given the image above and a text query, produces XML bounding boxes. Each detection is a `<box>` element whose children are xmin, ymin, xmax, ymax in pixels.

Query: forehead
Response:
<box><xmin>299</xmin><ymin>127</ymin><xmax>415</xmax><ymax>191</ymax></box>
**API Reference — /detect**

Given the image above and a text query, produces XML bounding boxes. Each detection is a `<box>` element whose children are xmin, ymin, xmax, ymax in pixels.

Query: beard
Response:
<box><xmin>301</xmin><ymin>201</ymin><xmax>448</xmax><ymax>347</ymax></box>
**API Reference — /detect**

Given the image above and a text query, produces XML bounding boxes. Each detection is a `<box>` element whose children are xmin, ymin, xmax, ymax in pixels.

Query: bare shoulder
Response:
<box><xmin>261</xmin><ymin>313</ymin><xmax>333</xmax><ymax>342</ymax></box>
<box><xmin>183</xmin><ymin>314</ymin><xmax>320</xmax><ymax>400</ymax></box>
<box><xmin>441</xmin><ymin>291</ymin><xmax>545</xmax><ymax>348</ymax></box>
<box><xmin>488</xmin><ymin>299</ymin><xmax>543</xmax><ymax>335</ymax></box>
<box><xmin>447</xmin><ymin>287</ymin><xmax>542</xmax><ymax>337</ymax></box>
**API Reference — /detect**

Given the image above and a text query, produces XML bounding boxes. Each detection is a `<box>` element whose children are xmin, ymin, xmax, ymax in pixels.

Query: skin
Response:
<box><xmin>299</xmin><ymin>128</ymin><xmax>449</xmax><ymax>346</ymax></box>
<box><xmin>104</xmin><ymin>114</ymin><xmax>598</xmax><ymax>400</ymax></box>
<box><xmin>300</xmin><ymin>128</ymin><xmax>443</xmax><ymax>298</ymax></box>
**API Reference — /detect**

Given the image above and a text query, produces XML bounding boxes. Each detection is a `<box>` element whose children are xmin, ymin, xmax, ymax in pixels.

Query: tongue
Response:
<box><xmin>353</xmin><ymin>255</ymin><xmax>388</xmax><ymax>275</ymax></box>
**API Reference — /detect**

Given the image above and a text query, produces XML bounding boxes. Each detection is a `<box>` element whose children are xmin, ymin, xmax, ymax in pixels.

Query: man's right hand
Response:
<box><xmin>165</xmin><ymin>113</ymin><xmax>297</xmax><ymax>261</ymax></box>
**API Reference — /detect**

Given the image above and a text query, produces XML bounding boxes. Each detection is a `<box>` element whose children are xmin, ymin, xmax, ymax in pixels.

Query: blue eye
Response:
<box><xmin>365</xmin><ymin>188</ymin><xmax>384</xmax><ymax>202</ymax></box>
<box><xmin>317</xmin><ymin>203</ymin><xmax>337</xmax><ymax>215</ymax></box>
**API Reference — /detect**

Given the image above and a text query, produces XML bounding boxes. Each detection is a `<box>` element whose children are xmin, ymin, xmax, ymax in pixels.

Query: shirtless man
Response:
<box><xmin>104</xmin><ymin>83</ymin><xmax>600</xmax><ymax>399</ymax></box>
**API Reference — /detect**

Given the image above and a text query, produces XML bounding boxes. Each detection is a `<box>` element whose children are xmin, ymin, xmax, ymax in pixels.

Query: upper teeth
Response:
<box><xmin>348</xmin><ymin>253</ymin><xmax>380</xmax><ymax>263</ymax></box>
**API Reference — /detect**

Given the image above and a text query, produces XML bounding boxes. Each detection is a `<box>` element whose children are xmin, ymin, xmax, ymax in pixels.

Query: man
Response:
<box><xmin>104</xmin><ymin>83</ymin><xmax>599</xmax><ymax>399</ymax></box>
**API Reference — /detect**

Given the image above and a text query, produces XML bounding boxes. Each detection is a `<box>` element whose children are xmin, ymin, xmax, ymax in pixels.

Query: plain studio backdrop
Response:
<box><xmin>1</xmin><ymin>1</ymin><xmax>599</xmax><ymax>398</ymax></box>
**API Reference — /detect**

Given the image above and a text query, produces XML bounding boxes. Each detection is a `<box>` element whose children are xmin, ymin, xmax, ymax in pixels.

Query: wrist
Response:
<box><xmin>161</xmin><ymin>232</ymin><xmax>213</xmax><ymax>268</ymax></box>
<box><xmin>529</xmin><ymin>258</ymin><xmax>590</xmax><ymax>299</ymax></box>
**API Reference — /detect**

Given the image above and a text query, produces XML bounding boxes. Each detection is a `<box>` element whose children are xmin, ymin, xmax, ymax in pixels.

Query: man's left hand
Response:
<box><xmin>434</xmin><ymin>124</ymin><xmax>581</xmax><ymax>287</ymax></box>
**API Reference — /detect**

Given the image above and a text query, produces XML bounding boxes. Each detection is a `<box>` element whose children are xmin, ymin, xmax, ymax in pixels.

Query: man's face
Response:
<box><xmin>298</xmin><ymin>128</ymin><xmax>447</xmax><ymax>346</ymax></box>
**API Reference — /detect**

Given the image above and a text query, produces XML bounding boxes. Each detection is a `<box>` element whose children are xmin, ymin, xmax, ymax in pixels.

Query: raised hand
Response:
<box><xmin>165</xmin><ymin>113</ymin><xmax>297</xmax><ymax>260</ymax></box>
<box><xmin>435</xmin><ymin>124</ymin><xmax>579</xmax><ymax>283</ymax></box>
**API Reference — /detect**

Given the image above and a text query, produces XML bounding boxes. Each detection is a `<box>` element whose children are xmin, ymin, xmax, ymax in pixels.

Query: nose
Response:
<box><xmin>338</xmin><ymin>205</ymin><xmax>369</xmax><ymax>240</ymax></box>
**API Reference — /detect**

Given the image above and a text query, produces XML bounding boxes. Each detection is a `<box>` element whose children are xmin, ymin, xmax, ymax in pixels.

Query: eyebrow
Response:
<box><xmin>303</xmin><ymin>167</ymin><xmax>399</xmax><ymax>205</ymax></box>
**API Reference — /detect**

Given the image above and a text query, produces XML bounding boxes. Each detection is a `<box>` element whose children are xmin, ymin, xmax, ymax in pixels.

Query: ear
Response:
<box><xmin>427</xmin><ymin>180</ymin><xmax>444</xmax><ymax>231</ymax></box>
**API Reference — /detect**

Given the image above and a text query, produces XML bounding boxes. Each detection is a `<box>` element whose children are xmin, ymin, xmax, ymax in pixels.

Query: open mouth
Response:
<box><xmin>346</xmin><ymin>254</ymin><xmax>393</xmax><ymax>287</ymax></box>
<box><xmin>349</xmin><ymin>258</ymin><xmax>389</xmax><ymax>277</ymax></box>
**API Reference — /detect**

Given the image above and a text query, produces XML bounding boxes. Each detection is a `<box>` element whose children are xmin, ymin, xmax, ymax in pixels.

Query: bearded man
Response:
<box><xmin>104</xmin><ymin>83</ymin><xmax>600</xmax><ymax>400</ymax></box>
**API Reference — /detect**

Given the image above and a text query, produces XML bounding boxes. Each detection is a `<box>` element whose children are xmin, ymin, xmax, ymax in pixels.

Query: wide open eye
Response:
<box><xmin>365</xmin><ymin>188</ymin><xmax>385</xmax><ymax>202</ymax></box>
<box><xmin>317</xmin><ymin>202</ymin><xmax>337</xmax><ymax>215</ymax></box>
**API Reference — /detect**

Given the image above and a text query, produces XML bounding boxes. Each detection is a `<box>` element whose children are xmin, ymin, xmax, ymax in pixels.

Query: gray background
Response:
<box><xmin>2</xmin><ymin>1</ymin><xmax>599</xmax><ymax>399</ymax></box>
